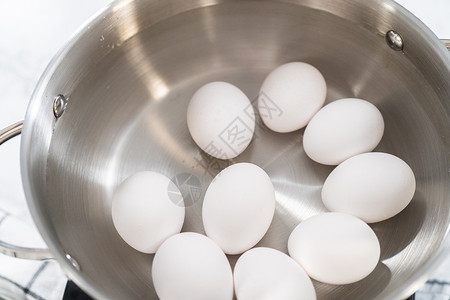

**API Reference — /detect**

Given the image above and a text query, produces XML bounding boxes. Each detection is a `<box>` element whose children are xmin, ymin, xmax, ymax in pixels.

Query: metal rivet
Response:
<box><xmin>53</xmin><ymin>94</ymin><xmax>67</xmax><ymax>118</ymax></box>
<box><xmin>386</xmin><ymin>30</ymin><xmax>404</xmax><ymax>51</ymax></box>
<box><xmin>66</xmin><ymin>253</ymin><xmax>81</xmax><ymax>271</ymax></box>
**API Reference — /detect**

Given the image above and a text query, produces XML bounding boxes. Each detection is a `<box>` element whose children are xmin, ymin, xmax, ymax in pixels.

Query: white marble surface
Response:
<box><xmin>0</xmin><ymin>0</ymin><xmax>449</xmax><ymax>299</ymax></box>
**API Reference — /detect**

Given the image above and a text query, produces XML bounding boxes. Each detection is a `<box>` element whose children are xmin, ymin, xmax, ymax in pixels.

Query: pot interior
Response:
<box><xmin>23</xmin><ymin>0</ymin><xmax>450</xmax><ymax>299</ymax></box>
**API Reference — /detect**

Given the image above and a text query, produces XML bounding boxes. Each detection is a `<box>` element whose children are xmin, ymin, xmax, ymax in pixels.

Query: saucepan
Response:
<box><xmin>0</xmin><ymin>0</ymin><xmax>449</xmax><ymax>299</ymax></box>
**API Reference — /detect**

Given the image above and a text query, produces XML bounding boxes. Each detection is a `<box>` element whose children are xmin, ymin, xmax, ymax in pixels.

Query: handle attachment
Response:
<box><xmin>442</xmin><ymin>39</ymin><xmax>450</xmax><ymax>51</ymax></box>
<box><xmin>0</xmin><ymin>121</ymin><xmax>53</xmax><ymax>260</ymax></box>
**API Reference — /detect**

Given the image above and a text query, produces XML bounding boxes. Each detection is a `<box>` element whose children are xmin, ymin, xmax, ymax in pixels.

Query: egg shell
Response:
<box><xmin>152</xmin><ymin>232</ymin><xmax>233</xmax><ymax>300</ymax></box>
<box><xmin>322</xmin><ymin>152</ymin><xmax>416</xmax><ymax>223</ymax></box>
<box><xmin>258</xmin><ymin>62</ymin><xmax>327</xmax><ymax>133</ymax></box>
<box><xmin>303</xmin><ymin>98</ymin><xmax>384</xmax><ymax>165</ymax></box>
<box><xmin>111</xmin><ymin>171</ymin><xmax>185</xmax><ymax>254</ymax></box>
<box><xmin>202</xmin><ymin>163</ymin><xmax>276</xmax><ymax>255</ymax></box>
<box><xmin>288</xmin><ymin>212</ymin><xmax>380</xmax><ymax>285</ymax></box>
<box><xmin>187</xmin><ymin>81</ymin><xmax>255</xmax><ymax>159</ymax></box>
<box><xmin>234</xmin><ymin>247</ymin><xmax>317</xmax><ymax>300</ymax></box>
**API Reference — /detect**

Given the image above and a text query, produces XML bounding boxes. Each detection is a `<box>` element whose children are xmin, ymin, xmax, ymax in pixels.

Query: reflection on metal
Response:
<box><xmin>0</xmin><ymin>121</ymin><xmax>53</xmax><ymax>261</ymax></box>
<box><xmin>117</xmin><ymin>2</ymin><xmax>169</xmax><ymax>101</ymax></box>
<box><xmin>111</xmin><ymin>0</ymin><xmax>134</xmax><ymax>13</ymax></box>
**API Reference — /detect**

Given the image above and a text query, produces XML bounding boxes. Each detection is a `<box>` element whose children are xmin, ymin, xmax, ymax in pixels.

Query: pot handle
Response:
<box><xmin>443</xmin><ymin>39</ymin><xmax>450</xmax><ymax>51</ymax></box>
<box><xmin>0</xmin><ymin>121</ymin><xmax>54</xmax><ymax>260</ymax></box>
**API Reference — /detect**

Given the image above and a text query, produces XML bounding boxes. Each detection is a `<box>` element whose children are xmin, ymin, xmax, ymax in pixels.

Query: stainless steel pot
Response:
<box><xmin>1</xmin><ymin>0</ymin><xmax>449</xmax><ymax>299</ymax></box>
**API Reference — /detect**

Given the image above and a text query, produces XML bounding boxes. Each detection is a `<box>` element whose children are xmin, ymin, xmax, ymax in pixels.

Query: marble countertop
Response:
<box><xmin>0</xmin><ymin>0</ymin><xmax>449</xmax><ymax>299</ymax></box>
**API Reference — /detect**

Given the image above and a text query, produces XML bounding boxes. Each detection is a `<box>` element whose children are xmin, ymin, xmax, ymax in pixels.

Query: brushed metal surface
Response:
<box><xmin>0</xmin><ymin>122</ymin><xmax>54</xmax><ymax>259</ymax></box>
<box><xmin>19</xmin><ymin>0</ymin><xmax>450</xmax><ymax>299</ymax></box>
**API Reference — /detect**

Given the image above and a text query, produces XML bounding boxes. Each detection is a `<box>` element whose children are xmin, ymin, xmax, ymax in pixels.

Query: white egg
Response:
<box><xmin>187</xmin><ymin>81</ymin><xmax>255</xmax><ymax>159</ymax></box>
<box><xmin>152</xmin><ymin>232</ymin><xmax>233</xmax><ymax>300</ymax></box>
<box><xmin>202</xmin><ymin>163</ymin><xmax>276</xmax><ymax>255</ymax></box>
<box><xmin>322</xmin><ymin>152</ymin><xmax>416</xmax><ymax>223</ymax></box>
<box><xmin>303</xmin><ymin>98</ymin><xmax>384</xmax><ymax>165</ymax></box>
<box><xmin>288</xmin><ymin>212</ymin><xmax>380</xmax><ymax>285</ymax></box>
<box><xmin>258</xmin><ymin>62</ymin><xmax>326</xmax><ymax>133</ymax></box>
<box><xmin>111</xmin><ymin>171</ymin><xmax>185</xmax><ymax>254</ymax></box>
<box><xmin>234</xmin><ymin>247</ymin><xmax>317</xmax><ymax>300</ymax></box>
